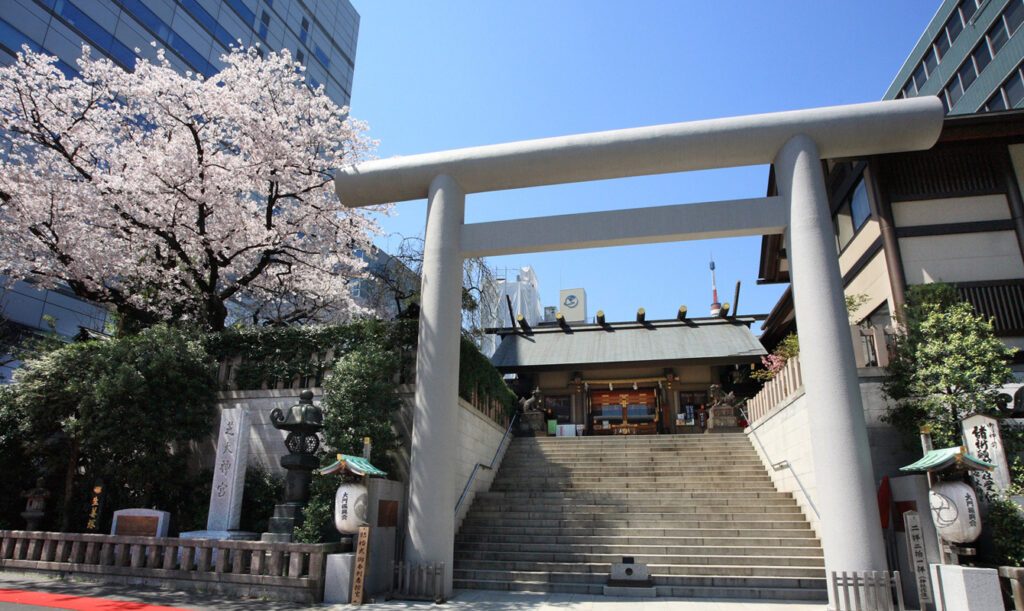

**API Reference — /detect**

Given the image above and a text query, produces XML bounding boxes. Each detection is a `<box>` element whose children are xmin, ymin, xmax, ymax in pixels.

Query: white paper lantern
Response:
<box><xmin>334</xmin><ymin>483</ymin><xmax>369</xmax><ymax>534</ymax></box>
<box><xmin>929</xmin><ymin>481</ymin><xmax>982</xmax><ymax>543</ymax></box>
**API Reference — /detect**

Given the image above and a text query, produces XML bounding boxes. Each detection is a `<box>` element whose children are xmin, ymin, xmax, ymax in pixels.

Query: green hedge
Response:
<box><xmin>210</xmin><ymin>319</ymin><xmax>515</xmax><ymax>415</ymax></box>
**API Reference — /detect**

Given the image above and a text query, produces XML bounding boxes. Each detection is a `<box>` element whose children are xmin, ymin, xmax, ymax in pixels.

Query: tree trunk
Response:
<box><xmin>60</xmin><ymin>440</ymin><xmax>79</xmax><ymax>532</ymax></box>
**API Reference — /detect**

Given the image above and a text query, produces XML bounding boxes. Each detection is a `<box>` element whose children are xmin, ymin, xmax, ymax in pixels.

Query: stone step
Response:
<box><xmin>494</xmin><ymin>469</ymin><xmax>770</xmax><ymax>479</ymax></box>
<box><xmin>457</xmin><ymin>525</ymin><xmax>816</xmax><ymax>538</ymax></box>
<box><xmin>454</xmin><ymin>568</ymin><xmax>826</xmax><ymax>589</ymax></box>
<box><xmin>509</xmin><ymin>443</ymin><xmax>757</xmax><ymax>450</ymax></box>
<box><xmin>516</xmin><ymin>434</ymin><xmax>749</xmax><ymax>442</ymax></box>
<box><xmin>457</xmin><ymin>549</ymin><xmax>826</xmax><ymax>567</ymax></box>
<box><xmin>456</xmin><ymin>432</ymin><xmax>825</xmax><ymax>601</ymax></box>
<box><xmin>503</xmin><ymin>449</ymin><xmax>759</xmax><ymax>459</ymax></box>
<box><xmin>495</xmin><ymin>472</ymin><xmax>772</xmax><ymax>480</ymax></box>
<box><xmin>469</xmin><ymin>500</ymin><xmax>800</xmax><ymax>514</ymax></box>
<box><xmin>474</xmin><ymin>492</ymin><xmax>792</xmax><ymax>504</ymax></box>
<box><xmin>459</xmin><ymin>516</ymin><xmax>812</xmax><ymax>530</ymax></box>
<box><xmin>454</xmin><ymin>559</ymin><xmax>826</xmax><ymax>579</ymax></box>
<box><xmin>464</xmin><ymin>506</ymin><xmax>804</xmax><ymax>521</ymax></box>
<box><xmin>489</xmin><ymin>482</ymin><xmax>779</xmax><ymax>491</ymax></box>
<box><xmin>475</xmin><ymin>489</ymin><xmax>790</xmax><ymax>500</ymax></box>
<box><xmin>451</xmin><ymin>578</ymin><xmax>828</xmax><ymax>601</ymax></box>
<box><xmin>492</xmin><ymin>474</ymin><xmax>774</xmax><ymax>483</ymax></box>
<box><xmin>456</xmin><ymin>534</ymin><xmax>821</xmax><ymax>547</ymax></box>
<box><xmin>474</xmin><ymin>496</ymin><xmax>791</xmax><ymax>506</ymax></box>
<box><xmin>456</xmin><ymin>542</ymin><xmax>824</xmax><ymax>558</ymax></box>
<box><xmin>515</xmin><ymin>438</ymin><xmax>751</xmax><ymax>447</ymax></box>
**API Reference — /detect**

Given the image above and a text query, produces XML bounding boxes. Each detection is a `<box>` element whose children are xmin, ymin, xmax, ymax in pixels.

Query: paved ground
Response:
<box><xmin>0</xmin><ymin>572</ymin><xmax>828</xmax><ymax>610</ymax></box>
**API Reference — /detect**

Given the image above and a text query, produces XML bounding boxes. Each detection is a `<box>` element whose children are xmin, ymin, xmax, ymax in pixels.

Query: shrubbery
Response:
<box><xmin>0</xmin><ymin>325</ymin><xmax>216</xmax><ymax>531</ymax></box>
<box><xmin>1</xmin><ymin>317</ymin><xmax>513</xmax><ymax>539</ymax></box>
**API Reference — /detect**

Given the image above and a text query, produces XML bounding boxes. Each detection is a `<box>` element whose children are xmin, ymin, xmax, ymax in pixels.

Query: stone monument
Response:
<box><xmin>181</xmin><ymin>407</ymin><xmax>256</xmax><ymax>541</ymax></box>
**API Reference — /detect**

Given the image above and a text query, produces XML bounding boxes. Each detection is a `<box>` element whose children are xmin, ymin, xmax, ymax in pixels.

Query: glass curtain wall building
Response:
<box><xmin>884</xmin><ymin>0</ymin><xmax>1024</xmax><ymax>113</ymax></box>
<box><xmin>0</xmin><ymin>0</ymin><xmax>359</xmax><ymax>379</ymax></box>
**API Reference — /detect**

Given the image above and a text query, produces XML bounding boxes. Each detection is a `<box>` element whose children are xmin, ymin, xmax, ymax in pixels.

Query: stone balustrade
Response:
<box><xmin>0</xmin><ymin>530</ymin><xmax>350</xmax><ymax>603</ymax></box>
<box><xmin>746</xmin><ymin>355</ymin><xmax>804</xmax><ymax>425</ymax></box>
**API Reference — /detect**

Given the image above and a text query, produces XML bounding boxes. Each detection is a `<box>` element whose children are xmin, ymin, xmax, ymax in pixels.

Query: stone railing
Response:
<box><xmin>0</xmin><ymin>530</ymin><xmax>350</xmax><ymax>603</ymax></box>
<box><xmin>746</xmin><ymin>355</ymin><xmax>803</xmax><ymax>425</ymax></box>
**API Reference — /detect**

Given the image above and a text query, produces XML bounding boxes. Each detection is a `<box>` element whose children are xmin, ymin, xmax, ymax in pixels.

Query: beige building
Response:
<box><xmin>758</xmin><ymin>109</ymin><xmax>1024</xmax><ymax>369</ymax></box>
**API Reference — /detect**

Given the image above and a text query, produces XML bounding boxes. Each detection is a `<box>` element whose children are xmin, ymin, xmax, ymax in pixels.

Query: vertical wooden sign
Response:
<box><xmin>903</xmin><ymin>510</ymin><xmax>932</xmax><ymax>603</ymax></box>
<box><xmin>350</xmin><ymin>524</ymin><xmax>371</xmax><ymax>605</ymax></box>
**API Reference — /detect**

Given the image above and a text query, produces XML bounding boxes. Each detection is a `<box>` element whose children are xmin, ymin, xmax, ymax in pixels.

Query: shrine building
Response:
<box><xmin>488</xmin><ymin>312</ymin><xmax>766</xmax><ymax>435</ymax></box>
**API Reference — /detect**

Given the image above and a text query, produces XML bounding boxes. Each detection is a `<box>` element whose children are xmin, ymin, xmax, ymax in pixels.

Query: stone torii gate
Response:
<box><xmin>334</xmin><ymin>97</ymin><xmax>944</xmax><ymax>598</ymax></box>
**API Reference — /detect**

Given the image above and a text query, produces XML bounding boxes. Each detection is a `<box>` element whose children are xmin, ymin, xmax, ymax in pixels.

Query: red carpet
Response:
<box><xmin>0</xmin><ymin>589</ymin><xmax>196</xmax><ymax>611</ymax></box>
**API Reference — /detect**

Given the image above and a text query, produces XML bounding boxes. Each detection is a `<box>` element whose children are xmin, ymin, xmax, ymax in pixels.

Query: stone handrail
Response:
<box><xmin>0</xmin><ymin>530</ymin><xmax>350</xmax><ymax>603</ymax></box>
<box><xmin>746</xmin><ymin>355</ymin><xmax>803</xmax><ymax>425</ymax></box>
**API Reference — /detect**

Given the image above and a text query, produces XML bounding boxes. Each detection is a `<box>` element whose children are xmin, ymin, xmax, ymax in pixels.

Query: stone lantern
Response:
<box><xmin>21</xmin><ymin>478</ymin><xmax>50</xmax><ymax>531</ymax></box>
<box><xmin>262</xmin><ymin>390</ymin><xmax>323</xmax><ymax>543</ymax></box>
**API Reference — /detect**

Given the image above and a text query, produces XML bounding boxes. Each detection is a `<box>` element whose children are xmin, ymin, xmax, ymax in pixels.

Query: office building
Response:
<box><xmin>0</xmin><ymin>0</ymin><xmax>360</xmax><ymax>377</ymax></box>
<box><xmin>884</xmin><ymin>0</ymin><xmax>1024</xmax><ymax>113</ymax></box>
<box><xmin>0</xmin><ymin>0</ymin><xmax>358</xmax><ymax>105</ymax></box>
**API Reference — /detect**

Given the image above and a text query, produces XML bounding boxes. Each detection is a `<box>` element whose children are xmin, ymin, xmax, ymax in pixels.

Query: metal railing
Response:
<box><xmin>455</xmin><ymin>413</ymin><xmax>518</xmax><ymax>518</ymax></box>
<box><xmin>740</xmin><ymin>406</ymin><xmax>820</xmax><ymax>519</ymax></box>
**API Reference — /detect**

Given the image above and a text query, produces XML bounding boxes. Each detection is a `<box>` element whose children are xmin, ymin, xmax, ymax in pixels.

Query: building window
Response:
<box><xmin>833</xmin><ymin>176</ymin><xmax>870</xmax><ymax>252</ymax></box>
<box><xmin>1006</xmin><ymin>71</ymin><xmax>1024</xmax><ymax>106</ymax></box>
<box><xmin>300</xmin><ymin>17</ymin><xmax>309</xmax><ymax>43</ymax></box>
<box><xmin>314</xmin><ymin>45</ymin><xmax>329</xmax><ymax>67</ymax></box>
<box><xmin>296</xmin><ymin>49</ymin><xmax>304</xmax><ymax>64</ymax></box>
<box><xmin>850</xmin><ymin>179</ymin><xmax>870</xmax><ymax>230</ymax></box>
<box><xmin>986</xmin><ymin>62</ymin><xmax>1024</xmax><ymax>110</ymax></box>
<box><xmin>899</xmin><ymin>1</ymin><xmax>990</xmax><ymax>99</ymax></box>
<box><xmin>258</xmin><ymin>11</ymin><xmax>270</xmax><ymax>40</ymax></box>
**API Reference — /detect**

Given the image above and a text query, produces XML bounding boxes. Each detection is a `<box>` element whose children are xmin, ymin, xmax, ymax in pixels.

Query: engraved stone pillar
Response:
<box><xmin>208</xmin><ymin>407</ymin><xmax>251</xmax><ymax>531</ymax></box>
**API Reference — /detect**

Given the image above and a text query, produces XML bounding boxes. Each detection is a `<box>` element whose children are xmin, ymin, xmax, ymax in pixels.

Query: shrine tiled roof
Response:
<box><xmin>490</xmin><ymin>317</ymin><xmax>766</xmax><ymax>371</ymax></box>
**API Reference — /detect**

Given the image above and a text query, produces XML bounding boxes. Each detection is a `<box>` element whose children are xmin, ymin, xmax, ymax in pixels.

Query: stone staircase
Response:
<box><xmin>454</xmin><ymin>433</ymin><xmax>827</xmax><ymax>601</ymax></box>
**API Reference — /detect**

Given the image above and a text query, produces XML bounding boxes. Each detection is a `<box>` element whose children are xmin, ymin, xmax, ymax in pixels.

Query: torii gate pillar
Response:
<box><xmin>405</xmin><ymin>174</ymin><xmax>464</xmax><ymax>595</ymax></box>
<box><xmin>775</xmin><ymin>135</ymin><xmax>888</xmax><ymax>577</ymax></box>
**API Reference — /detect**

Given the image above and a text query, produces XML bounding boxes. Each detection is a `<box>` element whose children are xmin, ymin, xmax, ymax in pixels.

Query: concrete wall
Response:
<box><xmin>745</xmin><ymin>369</ymin><xmax>919</xmax><ymax>536</ymax></box>
<box><xmin>208</xmin><ymin>386</ymin><xmax>512</xmax><ymax>532</ymax></box>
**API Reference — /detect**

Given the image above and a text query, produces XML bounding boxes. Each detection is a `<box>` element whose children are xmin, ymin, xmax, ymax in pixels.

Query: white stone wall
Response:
<box><xmin>746</xmin><ymin>391</ymin><xmax>820</xmax><ymax>534</ymax></box>
<box><xmin>452</xmin><ymin>395</ymin><xmax>511</xmax><ymax>532</ymax></box>
<box><xmin>207</xmin><ymin>386</ymin><xmax>512</xmax><ymax>531</ymax></box>
<box><xmin>210</xmin><ymin>389</ymin><xmax>317</xmax><ymax>476</ymax></box>
<box><xmin>745</xmin><ymin>370</ymin><xmax>919</xmax><ymax>537</ymax></box>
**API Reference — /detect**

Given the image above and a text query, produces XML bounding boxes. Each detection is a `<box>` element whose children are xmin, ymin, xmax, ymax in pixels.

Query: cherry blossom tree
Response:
<box><xmin>0</xmin><ymin>45</ymin><xmax>382</xmax><ymax>330</ymax></box>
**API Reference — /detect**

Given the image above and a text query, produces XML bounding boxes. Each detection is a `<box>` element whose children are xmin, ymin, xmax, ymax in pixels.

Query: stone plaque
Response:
<box><xmin>114</xmin><ymin>516</ymin><xmax>158</xmax><ymax>536</ymax></box>
<box><xmin>111</xmin><ymin>508</ymin><xmax>170</xmax><ymax>537</ymax></box>
<box><xmin>962</xmin><ymin>414</ymin><xmax>1010</xmax><ymax>497</ymax></box>
<box><xmin>207</xmin><ymin>408</ymin><xmax>251</xmax><ymax>531</ymax></box>
<box><xmin>377</xmin><ymin>500</ymin><xmax>398</xmax><ymax>528</ymax></box>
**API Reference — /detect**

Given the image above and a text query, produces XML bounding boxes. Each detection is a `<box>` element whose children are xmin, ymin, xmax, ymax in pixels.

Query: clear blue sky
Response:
<box><xmin>347</xmin><ymin>2</ymin><xmax>937</xmax><ymax>325</ymax></box>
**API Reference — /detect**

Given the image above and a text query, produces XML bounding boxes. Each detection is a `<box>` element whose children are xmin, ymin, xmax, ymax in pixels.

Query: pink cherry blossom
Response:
<box><xmin>0</xmin><ymin>45</ymin><xmax>384</xmax><ymax>329</ymax></box>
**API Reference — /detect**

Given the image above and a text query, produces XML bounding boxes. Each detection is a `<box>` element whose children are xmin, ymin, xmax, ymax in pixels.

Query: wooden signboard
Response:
<box><xmin>903</xmin><ymin>510</ymin><xmax>933</xmax><ymax>603</ymax></box>
<box><xmin>350</xmin><ymin>524</ymin><xmax>370</xmax><ymax>605</ymax></box>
